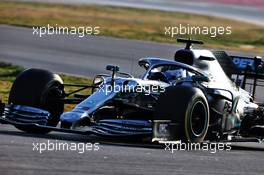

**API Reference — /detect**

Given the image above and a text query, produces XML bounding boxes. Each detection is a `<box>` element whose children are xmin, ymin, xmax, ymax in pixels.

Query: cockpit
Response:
<box><xmin>144</xmin><ymin>64</ymin><xmax>198</xmax><ymax>84</ymax></box>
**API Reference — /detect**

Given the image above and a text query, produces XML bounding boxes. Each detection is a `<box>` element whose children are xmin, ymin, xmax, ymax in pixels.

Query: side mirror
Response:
<box><xmin>192</xmin><ymin>75</ymin><xmax>209</xmax><ymax>82</ymax></box>
<box><xmin>106</xmin><ymin>65</ymin><xmax>120</xmax><ymax>85</ymax></box>
<box><xmin>92</xmin><ymin>75</ymin><xmax>107</xmax><ymax>93</ymax></box>
<box><xmin>106</xmin><ymin>65</ymin><xmax>120</xmax><ymax>72</ymax></box>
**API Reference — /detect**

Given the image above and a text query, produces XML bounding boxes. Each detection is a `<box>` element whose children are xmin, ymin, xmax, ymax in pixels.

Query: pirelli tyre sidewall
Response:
<box><xmin>8</xmin><ymin>68</ymin><xmax>64</xmax><ymax>133</ymax></box>
<box><xmin>155</xmin><ymin>86</ymin><xmax>209</xmax><ymax>143</ymax></box>
<box><xmin>184</xmin><ymin>93</ymin><xmax>209</xmax><ymax>143</ymax></box>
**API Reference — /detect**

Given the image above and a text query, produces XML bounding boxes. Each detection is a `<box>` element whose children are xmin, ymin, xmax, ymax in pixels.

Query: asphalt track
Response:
<box><xmin>0</xmin><ymin>25</ymin><xmax>178</xmax><ymax>77</ymax></box>
<box><xmin>15</xmin><ymin>0</ymin><xmax>264</xmax><ymax>26</ymax></box>
<box><xmin>0</xmin><ymin>25</ymin><xmax>258</xmax><ymax>77</ymax></box>
<box><xmin>1</xmin><ymin>124</ymin><xmax>264</xmax><ymax>175</ymax></box>
<box><xmin>1</xmin><ymin>25</ymin><xmax>264</xmax><ymax>175</ymax></box>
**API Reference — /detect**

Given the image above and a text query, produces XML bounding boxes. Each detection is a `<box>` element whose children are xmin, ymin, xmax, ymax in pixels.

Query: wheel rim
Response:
<box><xmin>41</xmin><ymin>83</ymin><xmax>64</xmax><ymax>125</ymax></box>
<box><xmin>189</xmin><ymin>101</ymin><xmax>208</xmax><ymax>137</ymax></box>
<box><xmin>42</xmin><ymin>85</ymin><xmax>63</xmax><ymax>108</ymax></box>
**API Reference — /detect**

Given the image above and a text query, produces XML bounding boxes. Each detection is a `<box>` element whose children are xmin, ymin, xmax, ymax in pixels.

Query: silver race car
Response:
<box><xmin>1</xmin><ymin>38</ymin><xmax>264</xmax><ymax>143</ymax></box>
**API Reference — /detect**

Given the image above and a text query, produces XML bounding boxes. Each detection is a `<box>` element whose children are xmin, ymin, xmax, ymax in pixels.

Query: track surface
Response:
<box><xmin>0</xmin><ymin>25</ymin><xmax>258</xmax><ymax>77</ymax></box>
<box><xmin>1</xmin><ymin>125</ymin><xmax>264</xmax><ymax>175</ymax></box>
<box><xmin>1</xmin><ymin>25</ymin><xmax>264</xmax><ymax>175</ymax></box>
<box><xmin>15</xmin><ymin>0</ymin><xmax>264</xmax><ymax>26</ymax></box>
<box><xmin>0</xmin><ymin>25</ymin><xmax>178</xmax><ymax>77</ymax></box>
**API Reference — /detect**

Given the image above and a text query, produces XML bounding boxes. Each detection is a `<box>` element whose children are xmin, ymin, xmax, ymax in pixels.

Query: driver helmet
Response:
<box><xmin>165</xmin><ymin>68</ymin><xmax>186</xmax><ymax>81</ymax></box>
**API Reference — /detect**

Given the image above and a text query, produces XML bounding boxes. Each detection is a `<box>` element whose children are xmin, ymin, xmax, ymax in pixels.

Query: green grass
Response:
<box><xmin>0</xmin><ymin>1</ymin><xmax>263</xmax><ymax>54</ymax></box>
<box><xmin>0</xmin><ymin>62</ymin><xmax>92</xmax><ymax>111</ymax></box>
<box><xmin>0</xmin><ymin>62</ymin><xmax>23</xmax><ymax>103</ymax></box>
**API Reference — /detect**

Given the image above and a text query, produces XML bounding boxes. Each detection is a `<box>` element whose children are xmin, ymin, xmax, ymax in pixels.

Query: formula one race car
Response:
<box><xmin>0</xmin><ymin>38</ymin><xmax>264</xmax><ymax>143</ymax></box>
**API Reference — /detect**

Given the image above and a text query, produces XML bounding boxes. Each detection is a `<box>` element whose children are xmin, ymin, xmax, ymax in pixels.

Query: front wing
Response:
<box><xmin>0</xmin><ymin>103</ymin><xmax>152</xmax><ymax>138</ymax></box>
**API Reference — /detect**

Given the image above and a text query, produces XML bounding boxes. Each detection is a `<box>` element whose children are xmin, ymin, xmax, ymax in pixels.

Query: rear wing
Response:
<box><xmin>230</xmin><ymin>56</ymin><xmax>264</xmax><ymax>104</ymax></box>
<box><xmin>230</xmin><ymin>56</ymin><xmax>264</xmax><ymax>73</ymax></box>
<box><xmin>213</xmin><ymin>51</ymin><xmax>264</xmax><ymax>104</ymax></box>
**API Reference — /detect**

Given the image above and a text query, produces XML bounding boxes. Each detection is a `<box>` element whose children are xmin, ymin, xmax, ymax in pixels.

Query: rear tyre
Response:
<box><xmin>155</xmin><ymin>86</ymin><xmax>209</xmax><ymax>143</ymax></box>
<box><xmin>8</xmin><ymin>68</ymin><xmax>65</xmax><ymax>133</ymax></box>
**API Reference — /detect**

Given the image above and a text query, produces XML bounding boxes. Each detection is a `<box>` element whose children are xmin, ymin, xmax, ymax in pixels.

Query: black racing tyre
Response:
<box><xmin>155</xmin><ymin>86</ymin><xmax>209</xmax><ymax>143</ymax></box>
<box><xmin>8</xmin><ymin>68</ymin><xmax>65</xmax><ymax>133</ymax></box>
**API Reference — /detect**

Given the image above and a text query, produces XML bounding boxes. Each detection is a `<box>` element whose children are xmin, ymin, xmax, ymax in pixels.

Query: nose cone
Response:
<box><xmin>60</xmin><ymin>111</ymin><xmax>83</xmax><ymax>125</ymax></box>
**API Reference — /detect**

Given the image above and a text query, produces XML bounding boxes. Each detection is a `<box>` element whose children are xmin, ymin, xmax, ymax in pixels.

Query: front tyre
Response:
<box><xmin>184</xmin><ymin>95</ymin><xmax>209</xmax><ymax>142</ymax></box>
<box><xmin>154</xmin><ymin>86</ymin><xmax>209</xmax><ymax>143</ymax></box>
<box><xmin>8</xmin><ymin>68</ymin><xmax>65</xmax><ymax>133</ymax></box>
